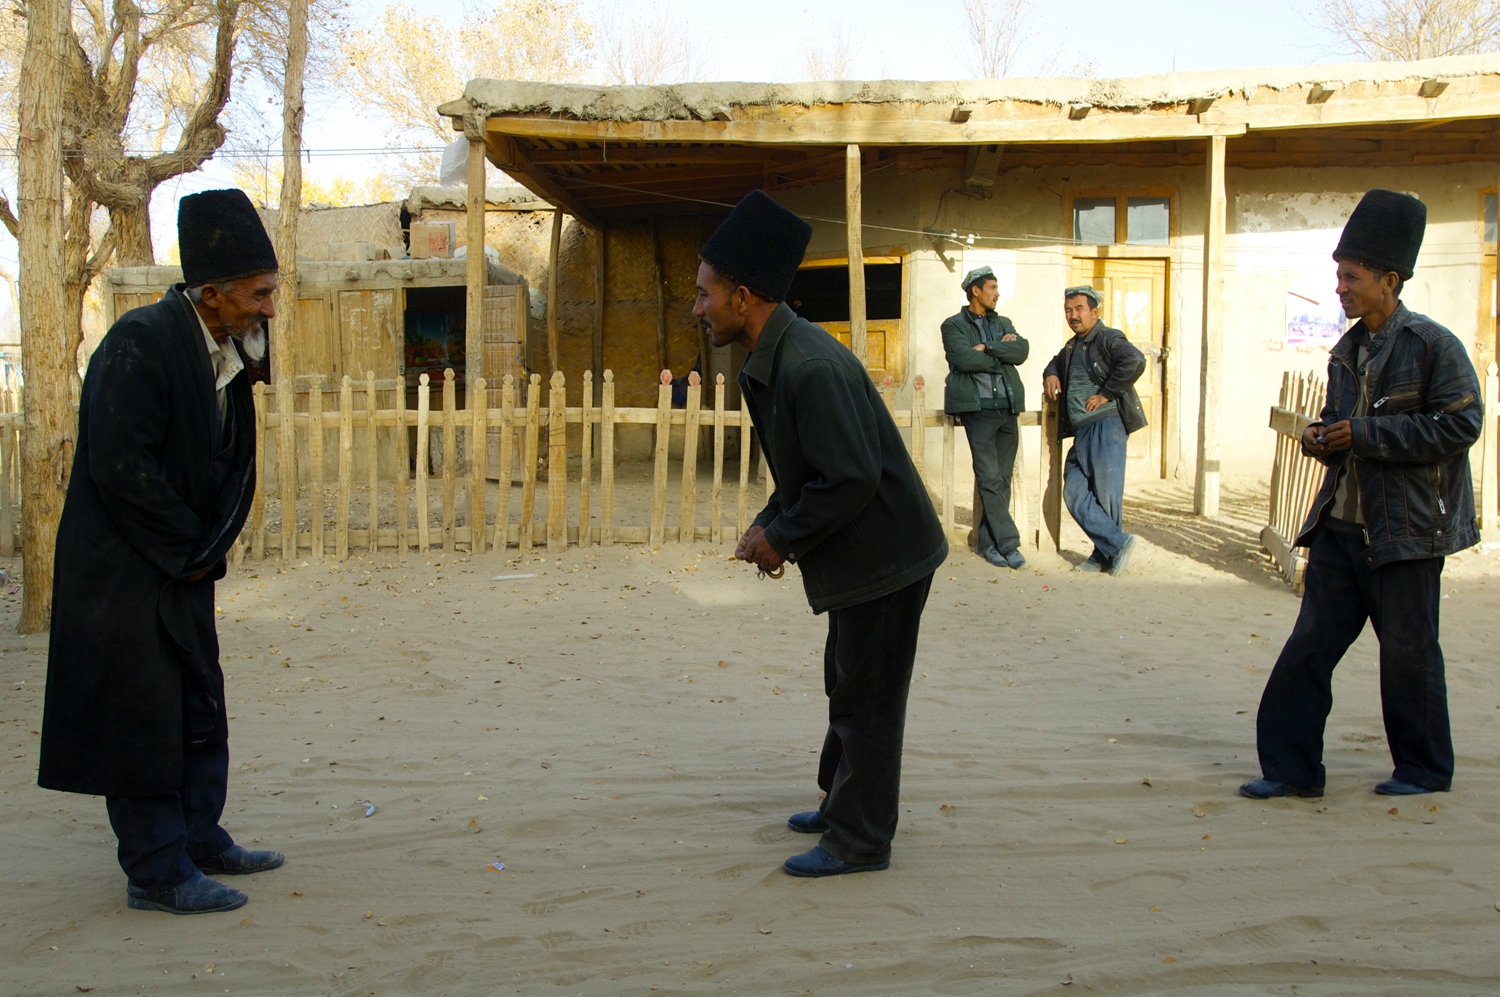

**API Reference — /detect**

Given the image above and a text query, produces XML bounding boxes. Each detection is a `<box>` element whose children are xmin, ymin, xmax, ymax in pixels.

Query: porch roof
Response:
<box><xmin>440</xmin><ymin>55</ymin><xmax>1500</xmax><ymax>225</ymax></box>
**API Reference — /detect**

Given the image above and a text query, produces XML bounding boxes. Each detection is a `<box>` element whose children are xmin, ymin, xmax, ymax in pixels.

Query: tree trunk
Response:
<box><xmin>109</xmin><ymin>202</ymin><xmax>154</xmax><ymax>267</ymax></box>
<box><xmin>272</xmin><ymin>0</ymin><xmax>307</xmax><ymax>561</ymax></box>
<box><xmin>16</xmin><ymin>0</ymin><xmax>71</xmax><ymax>634</ymax></box>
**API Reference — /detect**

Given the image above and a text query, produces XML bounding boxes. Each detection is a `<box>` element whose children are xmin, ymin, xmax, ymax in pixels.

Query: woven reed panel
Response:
<box><xmin>259</xmin><ymin>203</ymin><xmax>404</xmax><ymax>261</ymax></box>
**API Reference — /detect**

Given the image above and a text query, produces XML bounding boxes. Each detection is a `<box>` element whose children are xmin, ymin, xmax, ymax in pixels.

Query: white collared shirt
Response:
<box><xmin>192</xmin><ymin>305</ymin><xmax>245</xmax><ymax>424</ymax></box>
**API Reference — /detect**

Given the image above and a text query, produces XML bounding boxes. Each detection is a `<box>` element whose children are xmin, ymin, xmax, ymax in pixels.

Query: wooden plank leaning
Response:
<box><xmin>337</xmin><ymin>375</ymin><xmax>352</xmax><ymax>559</ymax></box>
<box><xmin>366</xmin><ymin>370</ymin><xmax>379</xmax><ymax>553</ymax></box>
<box><xmin>737</xmin><ymin>393</ymin><xmax>752</xmax><ymax>538</ymax></box>
<box><xmin>395</xmin><ymin>375</ymin><xmax>409</xmax><ymax>554</ymax></box>
<box><xmin>470</xmin><ymin>376</ymin><xmax>488</xmax><ymax>553</ymax></box>
<box><xmin>278</xmin><ymin>376</ymin><xmax>297</xmax><ymax>560</ymax></box>
<box><xmin>547</xmin><ymin>370</ymin><xmax>567</xmax><ymax>552</ymax></box>
<box><xmin>497</xmin><ymin>375</ymin><xmax>515</xmax><ymax>551</ymax></box>
<box><xmin>601</xmin><ymin>370</ymin><xmax>616</xmax><ymax>547</ymax></box>
<box><xmin>251</xmin><ymin>382</ymin><xmax>266</xmax><ymax>560</ymax></box>
<box><xmin>1040</xmin><ymin>393</ymin><xmax>1062</xmax><ymax>552</ymax></box>
<box><xmin>941</xmin><ymin>413</ymin><xmax>955</xmax><ymax>537</ymax></box>
<box><xmin>580</xmin><ymin>370</ymin><xmax>593</xmax><ymax>547</ymax></box>
<box><xmin>307</xmin><ymin>379</ymin><xmax>324</xmax><ymax>558</ymax></box>
<box><xmin>442</xmin><ymin>368</ymin><xmax>457</xmax><ymax>549</ymax></box>
<box><xmin>681</xmin><ymin>371</ymin><xmax>701</xmax><ymax>544</ymax></box>
<box><xmin>910</xmin><ymin>376</ymin><xmax>927</xmax><ymax>479</ymax></box>
<box><xmin>416</xmin><ymin>372</ymin><xmax>431</xmax><ymax>552</ymax></box>
<box><xmin>520</xmin><ymin>373</ymin><xmax>541</xmax><ymax>552</ymax></box>
<box><xmin>711</xmin><ymin>374</ymin><xmax>725</xmax><ymax>545</ymax></box>
<box><xmin>650</xmin><ymin>369</ymin><xmax>671</xmax><ymax>548</ymax></box>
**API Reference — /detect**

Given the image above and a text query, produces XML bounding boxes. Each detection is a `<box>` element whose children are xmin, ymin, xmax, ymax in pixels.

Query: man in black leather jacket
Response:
<box><xmin>1242</xmin><ymin>189</ymin><xmax>1482</xmax><ymax>801</ymax></box>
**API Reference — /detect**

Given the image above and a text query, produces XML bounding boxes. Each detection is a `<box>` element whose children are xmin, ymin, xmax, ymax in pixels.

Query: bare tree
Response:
<box><xmin>599</xmin><ymin>2</ymin><xmax>700</xmax><ymax>85</ymax></box>
<box><xmin>1320</xmin><ymin>0</ymin><xmax>1500</xmax><ymax>59</ymax></box>
<box><xmin>959</xmin><ymin>0</ymin><xmax>1038</xmax><ymax>79</ymax></box>
<box><xmin>799</xmin><ymin>18</ymin><xmax>863</xmax><ymax>81</ymax></box>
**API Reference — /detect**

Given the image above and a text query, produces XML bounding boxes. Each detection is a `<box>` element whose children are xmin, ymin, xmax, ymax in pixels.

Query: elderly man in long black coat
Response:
<box><xmin>694</xmin><ymin>191</ymin><xmax>948</xmax><ymax>878</ymax></box>
<box><xmin>38</xmin><ymin>189</ymin><xmax>285</xmax><ymax>914</ymax></box>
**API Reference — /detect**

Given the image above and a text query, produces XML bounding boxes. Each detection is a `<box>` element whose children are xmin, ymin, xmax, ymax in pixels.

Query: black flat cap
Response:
<box><xmin>1333</xmin><ymin>189</ymin><xmax>1426</xmax><ymax>280</ymax></box>
<box><xmin>178</xmin><ymin>189</ymin><xmax>278</xmax><ymax>286</ymax></box>
<box><xmin>699</xmin><ymin>190</ymin><xmax>813</xmax><ymax>302</ymax></box>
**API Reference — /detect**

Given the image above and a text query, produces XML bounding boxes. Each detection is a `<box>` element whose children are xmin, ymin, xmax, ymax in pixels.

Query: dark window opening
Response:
<box><xmin>787</xmin><ymin>263</ymin><xmax>902</xmax><ymax>323</ymax></box>
<box><xmin>404</xmin><ymin>285</ymin><xmax>467</xmax><ymax>385</ymax></box>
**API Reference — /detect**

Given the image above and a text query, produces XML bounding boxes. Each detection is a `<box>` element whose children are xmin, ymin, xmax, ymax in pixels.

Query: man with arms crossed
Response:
<box><xmin>942</xmin><ymin>266</ymin><xmax>1029</xmax><ymax>569</ymax></box>
<box><xmin>693</xmin><ymin>191</ymin><xmax>948</xmax><ymax>877</ymax></box>
<box><xmin>1242</xmin><ymin>189</ymin><xmax>1481</xmax><ymax>800</ymax></box>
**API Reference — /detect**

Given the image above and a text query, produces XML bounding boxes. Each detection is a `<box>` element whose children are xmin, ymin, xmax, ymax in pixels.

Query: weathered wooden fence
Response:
<box><xmin>1262</xmin><ymin>362</ymin><xmax>1500</xmax><ymax>593</ymax></box>
<box><xmin>0</xmin><ymin>372</ymin><xmax>20</xmax><ymax>556</ymax></box>
<box><xmin>241</xmin><ymin>367</ymin><xmax>1047</xmax><ymax>561</ymax></box>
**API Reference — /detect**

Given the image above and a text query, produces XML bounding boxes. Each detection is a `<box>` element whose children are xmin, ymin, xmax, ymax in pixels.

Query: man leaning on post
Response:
<box><xmin>38</xmin><ymin>190</ymin><xmax>285</xmax><ymax>914</ymax></box>
<box><xmin>1242</xmin><ymin>189</ymin><xmax>1482</xmax><ymax>801</ymax></box>
<box><xmin>693</xmin><ymin>190</ymin><xmax>948</xmax><ymax>878</ymax></box>
<box><xmin>942</xmin><ymin>266</ymin><xmax>1029</xmax><ymax>569</ymax></box>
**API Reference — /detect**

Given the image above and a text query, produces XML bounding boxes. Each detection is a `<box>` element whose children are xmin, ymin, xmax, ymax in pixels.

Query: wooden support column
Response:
<box><xmin>1194</xmin><ymin>133</ymin><xmax>1228</xmax><ymax>518</ymax></box>
<box><xmin>593</xmin><ymin>226</ymin><xmax>605</xmax><ymax>405</ymax></box>
<box><xmin>465</xmin><ymin>138</ymin><xmax>486</xmax><ymax>388</ymax></box>
<box><xmin>845</xmin><ymin>144</ymin><xmax>867</xmax><ymax>364</ymax></box>
<box><xmin>651</xmin><ymin>216</ymin><xmax>668</xmax><ymax>374</ymax></box>
<box><xmin>547</xmin><ymin>209</ymin><xmax>562</xmax><ymax>372</ymax></box>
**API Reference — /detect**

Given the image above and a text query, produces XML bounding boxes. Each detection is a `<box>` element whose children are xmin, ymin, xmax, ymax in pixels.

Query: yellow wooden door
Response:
<box><xmin>1070</xmin><ymin>257</ymin><xmax>1167</xmax><ymax>475</ymax></box>
<box><xmin>337</xmin><ymin>288</ymin><xmax>400</xmax><ymax>381</ymax></box>
<box><xmin>482</xmin><ymin>285</ymin><xmax>528</xmax><ymax>406</ymax></box>
<box><xmin>280</xmin><ymin>292</ymin><xmax>335</xmax><ymax>384</ymax></box>
<box><xmin>109</xmin><ymin>291</ymin><xmax>163</xmax><ymax>325</ymax></box>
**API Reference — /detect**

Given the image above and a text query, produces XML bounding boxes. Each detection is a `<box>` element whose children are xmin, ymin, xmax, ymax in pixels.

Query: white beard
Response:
<box><xmin>236</xmin><ymin>325</ymin><xmax>268</xmax><ymax>362</ymax></box>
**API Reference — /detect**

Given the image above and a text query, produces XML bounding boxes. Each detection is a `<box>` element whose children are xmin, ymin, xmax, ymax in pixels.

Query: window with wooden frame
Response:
<box><xmin>1068</xmin><ymin>190</ymin><xmax>1177</xmax><ymax>247</ymax></box>
<box><xmin>786</xmin><ymin>252</ymin><xmax>909</xmax><ymax>385</ymax></box>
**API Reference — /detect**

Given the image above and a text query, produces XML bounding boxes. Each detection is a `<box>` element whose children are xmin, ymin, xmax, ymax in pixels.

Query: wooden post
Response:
<box><xmin>1194</xmin><ymin>133</ymin><xmax>1228</xmax><ymax>518</ymax></box>
<box><xmin>307</xmin><ymin>380</ymin><xmax>324</xmax><ymax>558</ymax></box>
<box><xmin>738</xmin><ymin>394</ymin><xmax>752</xmax><ymax>538</ymax></box>
<box><xmin>651</xmin><ymin>217</ymin><xmax>668</xmax><ymax>375</ymax></box>
<box><xmin>547</xmin><ymin>370</ymin><xmax>567</xmax><ymax>552</ymax></box>
<box><xmin>442</xmin><ymin>368</ymin><xmax>457</xmax><ymax>548</ymax></box>
<box><xmin>711</xmin><ymin>373</ymin><xmax>726</xmax><ymax>545</ymax></box>
<box><xmin>520</xmin><ymin>373</ymin><xmax>541</xmax><ymax>551</ymax></box>
<box><xmin>881</xmin><ymin>374</ymin><xmax>895</xmax><ymax>416</ymax></box>
<box><xmin>366</xmin><ymin>371</ymin><xmax>378</xmax><ymax>553</ymax></box>
<box><xmin>1040</xmin><ymin>393</ymin><xmax>1062</xmax><ymax>552</ymax></box>
<box><xmin>681</xmin><ymin>371</ymin><xmax>701</xmax><ymax>543</ymax></box>
<box><xmin>1011</xmin><ymin>426</ymin><xmax>1030</xmax><ymax>550</ymax></box>
<box><xmin>251</xmin><ymin>381</ymin><xmax>266</xmax><ymax>559</ymax></box>
<box><xmin>547</xmin><ymin>209</ymin><xmax>562</xmax><ymax>372</ymax></box>
<box><xmin>651</xmin><ymin>369</ymin><xmax>671</xmax><ymax>547</ymax></box>
<box><xmin>395</xmin><ymin>375</ymin><xmax>409</xmax><ymax>554</ymax></box>
<box><xmin>416</xmin><ymin>373</ymin><xmax>431</xmax><ymax>553</ymax></box>
<box><xmin>497</xmin><ymin>375</ymin><xmax>515</xmax><ymax>550</ymax></box>
<box><xmin>470</xmin><ymin>375</ymin><xmax>488</xmax><ymax>553</ymax></box>
<box><xmin>601</xmin><ymin>370</ymin><xmax>616</xmax><ymax>547</ymax></box>
<box><xmin>337</xmin><ymin>375</ymin><xmax>352</xmax><ymax>560</ymax></box>
<box><xmin>278</xmin><ymin>379</ymin><xmax>297</xmax><ymax>560</ymax></box>
<box><xmin>941</xmin><ymin>414</ymin><xmax>955</xmax><ymax>538</ymax></box>
<box><xmin>465</xmin><ymin>136</ymin><xmax>487</xmax><ymax>390</ymax></box>
<box><xmin>845</xmin><ymin>144</ymin><xmax>867</xmax><ymax>365</ymax></box>
<box><xmin>580</xmin><ymin>369</ymin><xmax>593</xmax><ymax>546</ymax></box>
<box><xmin>592</xmin><ymin>227</ymin><xmax>605</xmax><ymax>406</ymax></box>
<box><xmin>1483</xmin><ymin>361</ymin><xmax>1499</xmax><ymax>535</ymax></box>
<box><xmin>911</xmin><ymin>376</ymin><xmax>927</xmax><ymax>480</ymax></box>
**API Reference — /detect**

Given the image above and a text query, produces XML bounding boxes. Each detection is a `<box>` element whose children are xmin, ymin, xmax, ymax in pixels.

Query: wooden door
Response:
<box><xmin>1070</xmin><ymin>257</ymin><xmax>1167</xmax><ymax>475</ymax></box>
<box><xmin>482</xmin><ymin>284</ymin><xmax>527</xmax><ymax>405</ymax></box>
<box><xmin>108</xmin><ymin>291</ymin><xmax>163</xmax><ymax>326</ymax></box>
<box><xmin>283</xmin><ymin>292</ymin><xmax>336</xmax><ymax>384</ymax></box>
<box><xmin>337</xmin><ymin>288</ymin><xmax>400</xmax><ymax>381</ymax></box>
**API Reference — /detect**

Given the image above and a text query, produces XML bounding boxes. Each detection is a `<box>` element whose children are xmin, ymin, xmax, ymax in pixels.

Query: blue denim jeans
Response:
<box><xmin>105</xmin><ymin>740</ymin><xmax>234</xmax><ymax>891</ymax></box>
<box><xmin>1062</xmin><ymin>415</ymin><xmax>1129</xmax><ymax>565</ymax></box>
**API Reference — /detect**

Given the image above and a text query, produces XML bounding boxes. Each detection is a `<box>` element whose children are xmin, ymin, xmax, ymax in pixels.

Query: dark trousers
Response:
<box><xmin>1062</xmin><ymin>415</ymin><xmax>1129</xmax><ymax>564</ymax></box>
<box><xmin>105</xmin><ymin>740</ymin><xmax>233</xmax><ymax>891</ymax></box>
<box><xmin>961</xmin><ymin>409</ymin><xmax>1020</xmax><ymax>555</ymax></box>
<box><xmin>1256</xmin><ymin>524</ymin><xmax>1452</xmax><ymax>791</ymax></box>
<box><xmin>816</xmin><ymin>573</ymin><xmax>933</xmax><ymax>864</ymax></box>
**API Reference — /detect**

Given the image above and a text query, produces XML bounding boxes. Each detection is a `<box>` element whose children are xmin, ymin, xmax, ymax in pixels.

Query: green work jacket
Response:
<box><xmin>941</xmin><ymin>307</ymin><xmax>1028</xmax><ymax>414</ymax></box>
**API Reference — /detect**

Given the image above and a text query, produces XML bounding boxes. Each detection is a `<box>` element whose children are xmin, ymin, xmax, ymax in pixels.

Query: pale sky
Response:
<box><xmin>0</xmin><ymin>0</ymin><xmax>1350</xmax><ymax>311</ymax></box>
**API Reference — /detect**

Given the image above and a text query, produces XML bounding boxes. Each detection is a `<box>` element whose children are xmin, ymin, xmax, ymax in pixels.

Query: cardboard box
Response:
<box><xmin>329</xmin><ymin>241</ymin><xmax>379</xmax><ymax>262</ymax></box>
<box><xmin>409</xmin><ymin>222</ymin><xmax>455</xmax><ymax>259</ymax></box>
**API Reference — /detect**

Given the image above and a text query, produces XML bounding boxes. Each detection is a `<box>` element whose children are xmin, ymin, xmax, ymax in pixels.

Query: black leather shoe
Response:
<box><xmin>978</xmin><ymin>546</ymin><xmax>1007</xmax><ymax>568</ymax></box>
<box><xmin>1002</xmin><ymin>549</ymin><xmax>1026</xmax><ymax>569</ymax></box>
<box><xmin>1108</xmin><ymin>534</ymin><xmax>1137</xmax><ymax>576</ymax></box>
<box><xmin>195</xmin><ymin>844</ymin><xmax>285</xmax><ymax>876</ymax></box>
<box><xmin>787</xmin><ymin>810</ymin><xmax>829</xmax><ymax>834</ymax></box>
<box><xmin>1239</xmin><ymin>778</ymin><xmax>1323</xmax><ymax>799</ymax></box>
<box><xmin>1375</xmin><ymin>779</ymin><xmax>1440</xmax><ymax>795</ymax></box>
<box><xmin>783</xmin><ymin>844</ymin><xmax>889</xmax><ymax>878</ymax></box>
<box><xmin>126</xmin><ymin>871</ymin><xmax>247</xmax><ymax>915</ymax></box>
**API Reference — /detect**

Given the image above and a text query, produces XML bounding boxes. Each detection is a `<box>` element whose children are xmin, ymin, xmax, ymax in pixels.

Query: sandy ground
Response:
<box><xmin>3</xmin><ymin>482</ymin><xmax>1500</xmax><ymax>996</ymax></box>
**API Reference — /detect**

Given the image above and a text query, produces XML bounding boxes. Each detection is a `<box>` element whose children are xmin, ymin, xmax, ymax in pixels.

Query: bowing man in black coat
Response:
<box><xmin>38</xmin><ymin>190</ymin><xmax>284</xmax><ymax>914</ymax></box>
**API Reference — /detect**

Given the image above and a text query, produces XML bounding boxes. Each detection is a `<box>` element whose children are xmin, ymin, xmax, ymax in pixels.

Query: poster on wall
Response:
<box><xmin>1285</xmin><ymin>275</ymin><xmax>1346</xmax><ymax>349</ymax></box>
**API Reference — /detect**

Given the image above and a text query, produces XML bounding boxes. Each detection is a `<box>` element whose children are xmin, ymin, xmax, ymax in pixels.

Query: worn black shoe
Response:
<box><xmin>1239</xmin><ymin>778</ymin><xmax>1323</xmax><ymax>799</ymax></box>
<box><xmin>978</xmin><ymin>546</ymin><xmax>1008</xmax><ymax>568</ymax></box>
<box><xmin>126</xmin><ymin>871</ymin><xmax>247</xmax><ymax>915</ymax></box>
<box><xmin>195</xmin><ymin>844</ymin><xmax>285</xmax><ymax>876</ymax></box>
<box><xmin>787</xmin><ymin>811</ymin><xmax>829</xmax><ymax>834</ymax></box>
<box><xmin>1374</xmin><ymin>779</ymin><xmax>1441</xmax><ymax>796</ymax></box>
<box><xmin>1108</xmin><ymin>534</ymin><xmax>1138</xmax><ymax>577</ymax></box>
<box><xmin>1074</xmin><ymin>558</ymin><xmax>1104</xmax><ymax>573</ymax></box>
<box><xmin>783</xmin><ymin>845</ymin><xmax>889</xmax><ymax>878</ymax></box>
<box><xmin>1002</xmin><ymin>549</ymin><xmax>1026</xmax><ymax>569</ymax></box>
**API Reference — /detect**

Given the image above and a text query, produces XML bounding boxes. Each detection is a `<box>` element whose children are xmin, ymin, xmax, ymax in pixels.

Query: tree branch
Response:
<box><xmin>0</xmin><ymin>195</ymin><xmax>17</xmax><ymax>241</ymax></box>
<box><xmin>142</xmin><ymin>0</ymin><xmax>239</xmax><ymax>186</ymax></box>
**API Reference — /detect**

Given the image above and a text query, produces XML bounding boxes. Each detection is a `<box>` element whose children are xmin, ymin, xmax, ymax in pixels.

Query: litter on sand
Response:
<box><xmin>492</xmin><ymin>573</ymin><xmax>536</xmax><ymax>581</ymax></box>
<box><xmin>488</xmin><ymin>861</ymin><xmax>505</xmax><ymax>872</ymax></box>
<box><xmin>357</xmin><ymin>800</ymin><xmax>376</xmax><ymax>817</ymax></box>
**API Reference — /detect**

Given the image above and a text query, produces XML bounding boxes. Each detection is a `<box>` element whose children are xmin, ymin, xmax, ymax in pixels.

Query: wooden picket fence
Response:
<box><xmin>0</xmin><ymin>374</ymin><xmax>20</xmax><ymax>557</ymax></box>
<box><xmin>1262</xmin><ymin>362</ymin><xmax>1500</xmax><ymax>593</ymax></box>
<box><xmin>243</xmin><ymin>367</ymin><xmax>1045</xmax><ymax>561</ymax></box>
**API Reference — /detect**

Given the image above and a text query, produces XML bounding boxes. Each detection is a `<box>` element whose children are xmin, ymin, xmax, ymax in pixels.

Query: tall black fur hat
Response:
<box><xmin>1332</xmin><ymin>189</ymin><xmax>1427</xmax><ymax>280</ymax></box>
<box><xmin>178</xmin><ymin>189</ymin><xmax>278</xmax><ymax>286</ymax></box>
<box><xmin>699</xmin><ymin>190</ymin><xmax>813</xmax><ymax>302</ymax></box>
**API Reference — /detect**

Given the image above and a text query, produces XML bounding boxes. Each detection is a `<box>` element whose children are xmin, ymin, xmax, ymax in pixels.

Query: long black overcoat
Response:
<box><xmin>38</xmin><ymin>285</ymin><xmax>256</xmax><ymax>797</ymax></box>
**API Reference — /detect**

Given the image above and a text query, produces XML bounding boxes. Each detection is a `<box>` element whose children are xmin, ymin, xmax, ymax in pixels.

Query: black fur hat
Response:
<box><xmin>177</xmin><ymin>189</ymin><xmax>278</xmax><ymax>286</ymax></box>
<box><xmin>1332</xmin><ymin>189</ymin><xmax>1427</xmax><ymax>280</ymax></box>
<box><xmin>699</xmin><ymin>190</ymin><xmax>813</xmax><ymax>302</ymax></box>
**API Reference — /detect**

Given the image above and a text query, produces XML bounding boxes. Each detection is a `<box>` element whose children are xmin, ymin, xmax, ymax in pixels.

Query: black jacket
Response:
<box><xmin>1041</xmin><ymin>322</ymin><xmax>1148</xmax><ymax>438</ymax></box>
<box><xmin>739</xmin><ymin>304</ymin><xmax>948</xmax><ymax>613</ymax></box>
<box><xmin>39</xmin><ymin>286</ymin><xmax>257</xmax><ymax>797</ymax></box>
<box><xmin>940</xmin><ymin>308</ymin><xmax>1028</xmax><ymax>414</ymax></box>
<box><xmin>1296</xmin><ymin>302</ymin><xmax>1482</xmax><ymax>569</ymax></box>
